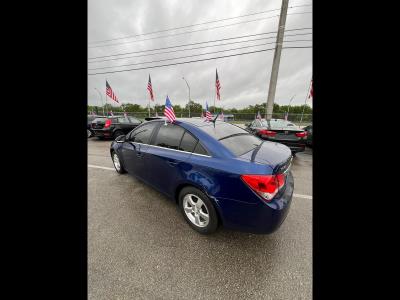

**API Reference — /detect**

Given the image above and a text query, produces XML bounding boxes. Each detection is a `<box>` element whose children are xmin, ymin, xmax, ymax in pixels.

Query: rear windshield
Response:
<box><xmin>219</xmin><ymin>134</ymin><xmax>262</xmax><ymax>156</ymax></box>
<box><xmin>92</xmin><ymin>117</ymin><xmax>107</xmax><ymax>123</ymax></box>
<box><xmin>261</xmin><ymin>119</ymin><xmax>298</xmax><ymax>129</ymax></box>
<box><xmin>197</xmin><ymin>122</ymin><xmax>248</xmax><ymax>140</ymax></box>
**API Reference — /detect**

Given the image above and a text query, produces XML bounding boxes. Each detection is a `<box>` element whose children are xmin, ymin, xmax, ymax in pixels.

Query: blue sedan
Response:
<box><xmin>110</xmin><ymin>118</ymin><xmax>294</xmax><ymax>234</ymax></box>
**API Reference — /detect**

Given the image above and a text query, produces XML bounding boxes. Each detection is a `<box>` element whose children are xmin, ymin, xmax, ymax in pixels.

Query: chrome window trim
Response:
<box><xmin>127</xmin><ymin>141</ymin><xmax>211</xmax><ymax>158</ymax></box>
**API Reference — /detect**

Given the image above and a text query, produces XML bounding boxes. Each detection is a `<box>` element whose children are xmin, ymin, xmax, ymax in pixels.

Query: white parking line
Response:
<box><xmin>88</xmin><ymin>164</ymin><xmax>115</xmax><ymax>171</ymax></box>
<box><xmin>293</xmin><ymin>193</ymin><xmax>312</xmax><ymax>199</ymax></box>
<box><xmin>88</xmin><ymin>164</ymin><xmax>313</xmax><ymax>199</ymax></box>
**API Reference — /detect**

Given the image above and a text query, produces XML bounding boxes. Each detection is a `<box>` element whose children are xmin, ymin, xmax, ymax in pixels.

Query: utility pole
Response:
<box><xmin>182</xmin><ymin>77</ymin><xmax>191</xmax><ymax>118</ymax></box>
<box><xmin>265</xmin><ymin>0</ymin><xmax>289</xmax><ymax>120</ymax></box>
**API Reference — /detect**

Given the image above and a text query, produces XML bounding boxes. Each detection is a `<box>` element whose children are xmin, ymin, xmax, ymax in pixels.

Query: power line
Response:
<box><xmin>88</xmin><ymin>39</ymin><xmax>312</xmax><ymax>70</ymax></box>
<box><xmin>88</xmin><ymin>4</ymin><xmax>312</xmax><ymax>45</ymax></box>
<box><xmin>88</xmin><ymin>11</ymin><xmax>312</xmax><ymax>49</ymax></box>
<box><xmin>88</xmin><ymin>46</ymin><xmax>312</xmax><ymax>75</ymax></box>
<box><xmin>88</xmin><ymin>32</ymin><xmax>311</xmax><ymax>64</ymax></box>
<box><xmin>88</xmin><ymin>27</ymin><xmax>312</xmax><ymax>60</ymax></box>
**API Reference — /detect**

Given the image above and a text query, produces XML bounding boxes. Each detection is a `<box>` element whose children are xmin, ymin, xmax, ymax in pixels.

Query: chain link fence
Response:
<box><xmin>89</xmin><ymin>109</ymin><xmax>312</xmax><ymax>126</ymax></box>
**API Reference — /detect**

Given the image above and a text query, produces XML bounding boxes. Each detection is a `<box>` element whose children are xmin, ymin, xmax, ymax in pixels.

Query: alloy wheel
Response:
<box><xmin>182</xmin><ymin>194</ymin><xmax>210</xmax><ymax>227</ymax></box>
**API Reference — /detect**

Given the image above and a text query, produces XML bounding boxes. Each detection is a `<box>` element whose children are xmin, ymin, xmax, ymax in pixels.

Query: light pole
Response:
<box><xmin>94</xmin><ymin>88</ymin><xmax>105</xmax><ymax>116</ymax></box>
<box><xmin>182</xmin><ymin>77</ymin><xmax>191</xmax><ymax>118</ymax></box>
<box><xmin>287</xmin><ymin>94</ymin><xmax>295</xmax><ymax>114</ymax></box>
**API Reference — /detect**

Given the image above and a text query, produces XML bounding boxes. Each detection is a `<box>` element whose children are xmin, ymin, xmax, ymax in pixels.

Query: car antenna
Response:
<box><xmin>211</xmin><ymin>112</ymin><xmax>220</xmax><ymax>128</ymax></box>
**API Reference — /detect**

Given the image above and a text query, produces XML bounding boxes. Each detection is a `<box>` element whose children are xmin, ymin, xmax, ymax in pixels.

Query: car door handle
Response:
<box><xmin>167</xmin><ymin>160</ymin><xmax>178</xmax><ymax>167</ymax></box>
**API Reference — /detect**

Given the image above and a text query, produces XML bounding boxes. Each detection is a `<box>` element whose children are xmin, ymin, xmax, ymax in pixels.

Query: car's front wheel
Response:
<box><xmin>111</xmin><ymin>151</ymin><xmax>126</xmax><ymax>174</ymax></box>
<box><xmin>179</xmin><ymin>187</ymin><xmax>218</xmax><ymax>234</ymax></box>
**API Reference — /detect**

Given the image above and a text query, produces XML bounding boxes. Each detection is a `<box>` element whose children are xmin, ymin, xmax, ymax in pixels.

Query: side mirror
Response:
<box><xmin>115</xmin><ymin>134</ymin><xmax>126</xmax><ymax>142</ymax></box>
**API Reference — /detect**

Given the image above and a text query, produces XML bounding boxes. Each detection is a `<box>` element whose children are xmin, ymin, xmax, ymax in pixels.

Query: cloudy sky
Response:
<box><xmin>88</xmin><ymin>0</ymin><xmax>312</xmax><ymax>109</ymax></box>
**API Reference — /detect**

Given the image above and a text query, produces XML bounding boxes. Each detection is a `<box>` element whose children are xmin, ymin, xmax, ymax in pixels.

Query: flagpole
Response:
<box><xmin>214</xmin><ymin>84</ymin><xmax>216</xmax><ymax>114</ymax></box>
<box><xmin>300</xmin><ymin>79</ymin><xmax>312</xmax><ymax>124</ymax></box>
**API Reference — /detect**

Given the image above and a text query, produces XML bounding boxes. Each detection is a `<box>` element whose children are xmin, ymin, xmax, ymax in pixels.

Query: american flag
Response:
<box><xmin>256</xmin><ymin>111</ymin><xmax>262</xmax><ymax>120</ymax></box>
<box><xmin>164</xmin><ymin>96</ymin><xmax>176</xmax><ymax>122</ymax></box>
<box><xmin>147</xmin><ymin>75</ymin><xmax>154</xmax><ymax>101</ymax></box>
<box><xmin>205</xmin><ymin>102</ymin><xmax>212</xmax><ymax>122</ymax></box>
<box><xmin>308</xmin><ymin>79</ymin><xmax>313</xmax><ymax>98</ymax></box>
<box><xmin>106</xmin><ymin>81</ymin><xmax>119</xmax><ymax>103</ymax></box>
<box><xmin>215</xmin><ymin>69</ymin><xmax>221</xmax><ymax>101</ymax></box>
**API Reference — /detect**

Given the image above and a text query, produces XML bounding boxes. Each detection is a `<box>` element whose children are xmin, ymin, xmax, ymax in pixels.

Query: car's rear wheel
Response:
<box><xmin>179</xmin><ymin>187</ymin><xmax>218</xmax><ymax>234</ymax></box>
<box><xmin>111</xmin><ymin>151</ymin><xmax>126</xmax><ymax>174</ymax></box>
<box><xmin>113</xmin><ymin>130</ymin><xmax>124</xmax><ymax>139</ymax></box>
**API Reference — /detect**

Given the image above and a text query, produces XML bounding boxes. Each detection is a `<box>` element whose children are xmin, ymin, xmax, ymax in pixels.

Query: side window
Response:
<box><xmin>153</xmin><ymin>123</ymin><xmax>185</xmax><ymax>150</ymax></box>
<box><xmin>179</xmin><ymin>131</ymin><xmax>198</xmax><ymax>152</ymax></box>
<box><xmin>129</xmin><ymin>117</ymin><xmax>141</xmax><ymax>124</ymax></box>
<box><xmin>118</xmin><ymin>117</ymin><xmax>130</xmax><ymax>124</ymax></box>
<box><xmin>193</xmin><ymin>142</ymin><xmax>209</xmax><ymax>156</ymax></box>
<box><xmin>129</xmin><ymin>122</ymin><xmax>157</xmax><ymax>144</ymax></box>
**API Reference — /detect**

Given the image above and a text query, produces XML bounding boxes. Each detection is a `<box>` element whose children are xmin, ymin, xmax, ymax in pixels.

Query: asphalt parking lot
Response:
<box><xmin>88</xmin><ymin>138</ymin><xmax>312</xmax><ymax>300</ymax></box>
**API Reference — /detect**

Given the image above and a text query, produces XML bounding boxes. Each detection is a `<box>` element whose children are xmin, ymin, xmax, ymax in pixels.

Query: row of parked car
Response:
<box><xmin>88</xmin><ymin>114</ymin><xmax>312</xmax><ymax>153</ymax></box>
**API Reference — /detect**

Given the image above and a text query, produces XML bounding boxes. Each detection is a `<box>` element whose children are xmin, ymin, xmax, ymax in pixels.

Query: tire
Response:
<box><xmin>179</xmin><ymin>187</ymin><xmax>218</xmax><ymax>234</ymax></box>
<box><xmin>113</xmin><ymin>130</ymin><xmax>124</xmax><ymax>139</ymax></box>
<box><xmin>111</xmin><ymin>151</ymin><xmax>126</xmax><ymax>174</ymax></box>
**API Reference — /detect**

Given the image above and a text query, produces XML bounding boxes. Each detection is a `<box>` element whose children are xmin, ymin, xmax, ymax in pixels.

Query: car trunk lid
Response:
<box><xmin>91</xmin><ymin>118</ymin><xmax>107</xmax><ymax>129</ymax></box>
<box><xmin>239</xmin><ymin>141</ymin><xmax>293</xmax><ymax>174</ymax></box>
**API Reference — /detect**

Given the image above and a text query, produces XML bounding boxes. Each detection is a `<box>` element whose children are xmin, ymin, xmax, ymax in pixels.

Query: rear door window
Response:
<box><xmin>193</xmin><ymin>142</ymin><xmax>208</xmax><ymax>156</ymax></box>
<box><xmin>179</xmin><ymin>131</ymin><xmax>198</xmax><ymax>152</ymax></box>
<box><xmin>129</xmin><ymin>122</ymin><xmax>158</xmax><ymax>144</ymax></box>
<box><xmin>153</xmin><ymin>123</ymin><xmax>185</xmax><ymax>150</ymax></box>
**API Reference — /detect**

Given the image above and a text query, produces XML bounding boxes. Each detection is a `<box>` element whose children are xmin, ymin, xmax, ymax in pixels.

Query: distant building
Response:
<box><xmin>212</xmin><ymin>114</ymin><xmax>234</xmax><ymax>122</ymax></box>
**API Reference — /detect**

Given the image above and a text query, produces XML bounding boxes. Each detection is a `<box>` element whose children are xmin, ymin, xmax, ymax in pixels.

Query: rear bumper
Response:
<box><xmin>215</xmin><ymin>172</ymin><xmax>294</xmax><ymax>234</ymax></box>
<box><xmin>260</xmin><ymin>136</ymin><xmax>305</xmax><ymax>153</ymax></box>
<box><xmin>92</xmin><ymin>129</ymin><xmax>112</xmax><ymax>138</ymax></box>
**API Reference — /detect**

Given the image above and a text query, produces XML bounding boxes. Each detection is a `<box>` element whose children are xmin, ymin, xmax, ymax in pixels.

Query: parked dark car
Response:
<box><xmin>87</xmin><ymin>115</ymin><xmax>99</xmax><ymax>138</ymax></box>
<box><xmin>110</xmin><ymin>118</ymin><xmax>294</xmax><ymax>234</ymax></box>
<box><xmin>303</xmin><ymin>125</ymin><xmax>313</xmax><ymax>147</ymax></box>
<box><xmin>91</xmin><ymin>116</ymin><xmax>142</xmax><ymax>139</ymax></box>
<box><xmin>246</xmin><ymin>119</ymin><xmax>307</xmax><ymax>154</ymax></box>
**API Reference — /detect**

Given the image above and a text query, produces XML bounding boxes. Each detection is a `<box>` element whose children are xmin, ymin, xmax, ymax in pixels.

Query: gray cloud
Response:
<box><xmin>88</xmin><ymin>0</ymin><xmax>312</xmax><ymax>109</ymax></box>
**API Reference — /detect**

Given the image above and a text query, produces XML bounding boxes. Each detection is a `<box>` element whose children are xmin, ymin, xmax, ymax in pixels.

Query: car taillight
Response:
<box><xmin>104</xmin><ymin>119</ymin><xmax>112</xmax><ymax>128</ymax></box>
<box><xmin>241</xmin><ymin>174</ymin><xmax>286</xmax><ymax>202</ymax></box>
<box><xmin>258</xmin><ymin>129</ymin><xmax>276</xmax><ymax>137</ymax></box>
<box><xmin>295</xmin><ymin>131</ymin><xmax>307</xmax><ymax>138</ymax></box>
